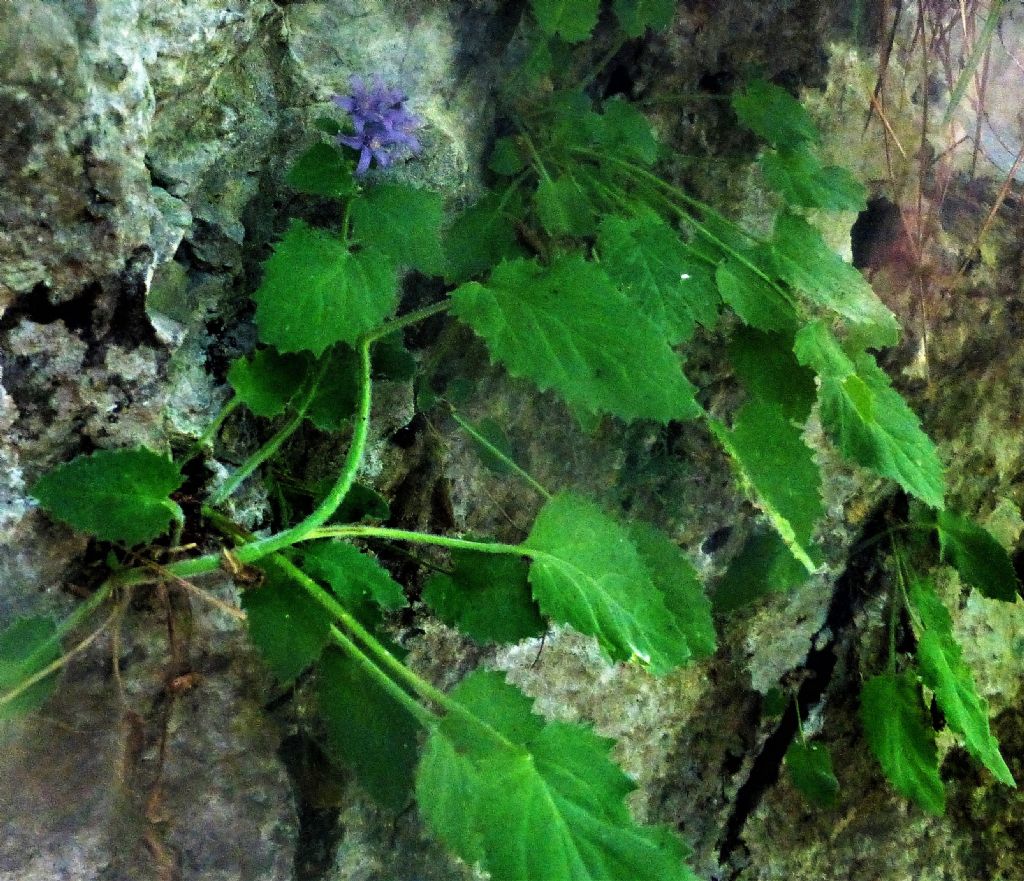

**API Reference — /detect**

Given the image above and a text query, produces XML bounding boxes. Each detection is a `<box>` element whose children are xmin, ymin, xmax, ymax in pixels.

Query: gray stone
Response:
<box><xmin>3</xmin><ymin>1</ymin><xmax>1024</xmax><ymax>880</ymax></box>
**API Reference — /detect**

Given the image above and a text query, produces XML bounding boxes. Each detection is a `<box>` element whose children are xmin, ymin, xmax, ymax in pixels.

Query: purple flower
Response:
<box><xmin>332</xmin><ymin>74</ymin><xmax>423</xmax><ymax>176</ymax></box>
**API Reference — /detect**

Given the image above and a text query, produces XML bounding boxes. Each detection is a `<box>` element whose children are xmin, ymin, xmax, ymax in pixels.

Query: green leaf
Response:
<box><xmin>286</xmin><ymin>142</ymin><xmax>355</xmax><ymax>199</ymax></box>
<box><xmin>785</xmin><ymin>740</ymin><xmax>840</xmax><ymax>807</ymax></box>
<box><xmin>710</xmin><ymin>401</ymin><xmax>824</xmax><ymax>572</ymax></box>
<box><xmin>525</xmin><ymin>493</ymin><xmax>691</xmax><ymax>673</ymax></box>
<box><xmin>423</xmin><ymin>551</ymin><xmax>545</xmax><ymax>644</ymax></box>
<box><xmin>598</xmin><ymin>210</ymin><xmax>719</xmax><ymax>344</ymax></box>
<box><xmin>253</xmin><ymin>220</ymin><xmax>397</xmax><ymax>356</ymax></box>
<box><xmin>317</xmin><ymin>647</ymin><xmax>420</xmax><ymax>810</ymax></box>
<box><xmin>452</xmin><ymin>256</ymin><xmax>700</xmax><ymax>423</ymax></box>
<box><xmin>861</xmin><ymin>672</ymin><xmax>945</xmax><ymax>815</ymax></box>
<box><xmin>793</xmin><ymin>320</ymin><xmax>856</xmax><ymax>378</ymax></box>
<box><xmin>313</xmin><ymin>116</ymin><xmax>342</xmax><ymax>136</ymax></box>
<box><xmin>228</xmin><ymin>348</ymin><xmax>309</xmax><ymax>418</ymax></box>
<box><xmin>444</xmin><ymin>191</ymin><xmax>523</xmax><ymax>284</ymax></box>
<box><xmin>531</xmin><ymin>0</ymin><xmax>600</xmax><ymax>42</ymax></box>
<box><xmin>818</xmin><ymin>352</ymin><xmax>945</xmax><ymax>508</ymax></box>
<box><xmin>713</xmin><ymin>527</ymin><xmax>809</xmax><ymax>613</ymax></box>
<box><xmin>306</xmin><ymin>344</ymin><xmax>360</xmax><ymax>432</ymax></box>
<box><xmin>514</xmin><ymin>32</ymin><xmax>555</xmax><ymax>91</ymax></box>
<box><xmin>770</xmin><ymin>212</ymin><xmax>900</xmax><ymax>346</ymax></box>
<box><xmin>728</xmin><ymin>327</ymin><xmax>816</xmax><ymax>422</ymax></box>
<box><xmin>760</xmin><ymin>147</ymin><xmax>867</xmax><ymax>212</ymax></box>
<box><xmin>627</xmin><ymin>522</ymin><xmax>716</xmax><ymax>659</ymax></box>
<box><xmin>715</xmin><ymin>256</ymin><xmax>796</xmax><ymax>333</ymax></box>
<box><xmin>548</xmin><ymin>91</ymin><xmax>606</xmax><ymax>152</ymax></box>
<box><xmin>909</xmin><ymin>578</ymin><xmax>1015</xmax><ymax>785</ymax></box>
<box><xmin>372</xmin><ymin>334</ymin><xmax>416</xmax><ymax>382</ymax></box>
<box><xmin>230</xmin><ymin>340</ymin><xmax>362</xmax><ymax>430</ymax></box>
<box><xmin>613</xmin><ymin>0</ymin><xmax>675</xmax><ymax>35</ymax></box>
<box><xmin>243</xmin><ymin>558</ymin><xmax>331</xmax><ymax>683</ymax></box>
<box><xmin>599</xmin><ymin>97</ymin><xmax>659</xmax><ymax>165</ymax></box>
<box><xmin>0</xmin><ymin>616</ymin><xmax>61</xmax><ymax>721</ymax></box>
<box><xmin>31</xmin><ymin>448</ymin><xmax>183</xmax><ymax>546</ymax></box>
<box><xmin>535</xmin><ymin>175</ymin><xmax>595</xmax><ymax>236</ymax></box>
<box><xmin>935</xmin><ymin>510</ymin><xmax>1020</xmax><ymax>601</ymax></box>
<box><xmin>301</xmin><ymin>541</ymin><xmax>407</xmax><ymax>611</ymax></box>
<box><xmin>489</xmin><ymin>137</ymin><xmax>526</xmax><ymax>176</ymax></box>
<box><xmin>350</xmin><ymin>183</ymin><xmax>445</xmax><ymax>276</ymax></box>
<box><xmin>732</xmin><ymin>79</ymin><xmax>819</xmax><ymax>150</ymax></box>
<box><xmin>332</xmin><ymin>482</ymin><xmax>390</xmax><ymax>524</ymax></box>
<box><xmin>416</xmin><ymin>671</ymin><xmax>696</xmax><ymax>881</ymax></box>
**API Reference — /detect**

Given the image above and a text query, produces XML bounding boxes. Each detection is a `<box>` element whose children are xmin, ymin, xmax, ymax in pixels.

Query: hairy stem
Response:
<box><xmin>275</xmin><ymin>555</ymin><xmax>518</xmax><ymax>752</ymax></box>
<box><xmin>308</xmin><ymin>525</ymin><xmax>532</xmax><ymax>558</ymax></box>
<box><xmin>573</xmin><ymin>148</ymin><xmax>800</xmax><ymax>308</ymax></box>
<box><xmin>366</xmin><ymin>300</ymin><xmax>452</xmax><ymax>344</ymax></box>
<box><xmin>518</xmin><ymin>126</ymin><xmax>554</xmax><ymax>185</ymax></box>
<box><xmin>0</xmin><ymin>608</ymin><xmax>119</xmax><ymax>710</ymax></box>
<box><xmin>328</xmin><ymin>624</ymin><xmax>437</xmax><ymax>727</ymax></box>
<box><xmin>208</xmin><ymin>364</ymin><xmax>326</xmax><ymax>506</ymax></box>
<box><xmin>182</xmin><ymin>397</ymin><xmax>240</xmax><ymax>462</ymax></box>
<box><xmin>447</xmin><ymin>405</ymin><xmax>552</xmax><ymax>500</ymax></box>
<box><xmin>577</xmin><ymin>35</ymin><xmax>627</xmax><ymax>90</ymax></box>
<box><xmin>111</xmin><ymin>341</ymin><xmax>374</xmax><ymax>588</ymax></box>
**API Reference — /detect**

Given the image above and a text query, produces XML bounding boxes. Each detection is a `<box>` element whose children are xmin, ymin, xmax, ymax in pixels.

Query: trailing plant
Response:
<box><xmin>3</xmin><ymin>1</ymin><xmax>1020</xmax><ymax>877</ymax></box>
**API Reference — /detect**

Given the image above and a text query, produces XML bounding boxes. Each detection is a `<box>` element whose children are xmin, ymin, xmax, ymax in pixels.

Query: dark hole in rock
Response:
<box><xmin>698</xmin><ymin>69</ymin><xmax>735</xmax><ymax>95</ymax></box>
<box><xmin>851</xmin><ymin>196</ymin><xmax>903</xmax><ymax>270</ymax></box>
<box><xmin>0</xmin><ymin>282</ymin><xmax>98</xmax><ymax>335</ymax></box>
<box><xmin>702</xmin><ymin>525</ymin><xmax>732</xmax><ymax>554</ymax></box>
<box><xmin>391</xmin><ymin>412</ymin><xmax>425</xmax><ymax>449</ymax></box>
<box><xmin>601</xmin><ymin>61</ymin><xmax>636</xmax><ymax>100</ymax></box>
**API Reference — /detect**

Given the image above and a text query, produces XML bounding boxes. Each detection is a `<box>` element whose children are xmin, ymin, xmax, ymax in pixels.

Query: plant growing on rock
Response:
<box><xmin>4</xmin><ymin>1</ymin><xmax>1020</xmax><ymax>878</ymax></box>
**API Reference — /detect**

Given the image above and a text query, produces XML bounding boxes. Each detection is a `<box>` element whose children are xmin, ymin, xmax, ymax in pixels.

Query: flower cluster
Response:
<box><xmin>332</xmin><ymin>74</ymin><xmax>423</xmax><ymax>176</ymax></box>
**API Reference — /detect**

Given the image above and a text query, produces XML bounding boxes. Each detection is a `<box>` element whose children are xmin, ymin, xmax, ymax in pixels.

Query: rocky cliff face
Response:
<box><xmin>1</xmin><ymin>2</ymin><xmax>1022</xmax><ymax>880</ymax></box>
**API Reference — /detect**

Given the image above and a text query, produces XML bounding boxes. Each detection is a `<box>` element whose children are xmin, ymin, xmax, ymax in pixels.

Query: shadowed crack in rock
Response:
<box><xmin>716</xmin><ymin>497</ymin><xmax>902</xmax><ymax>875</ymax></box>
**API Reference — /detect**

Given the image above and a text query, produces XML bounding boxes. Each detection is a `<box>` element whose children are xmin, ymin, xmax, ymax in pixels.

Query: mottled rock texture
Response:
<box><xmin>1</xmin><ymin>1</ymin><xmax>1023</xmax><ymax>880</ymax></box>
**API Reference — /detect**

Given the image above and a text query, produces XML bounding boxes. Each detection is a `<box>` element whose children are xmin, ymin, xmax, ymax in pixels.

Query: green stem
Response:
<box><xmin>232</xmin><ymin>338</ymin><xmax>373</xmax><ymax>560</ymax></box>
<box><xmin>0</xmin><ymin>608</ymin><xmax>119</xmax><ymax>711</ymax></box>
<box><xmin>848</xmin><ymin>522</ymin><xmax>927</xmax><ymax>557</ymax></box>
<box><xmin>578</xmin><ymin>35</ymin><xmax>627</xmax><ymax>91</ymax></box>
<box><xmin>887</xmin><ymin>535</ymin><xmax>909</xmax><ymax>674</ymax></box>
<box><xmin>202</xmin><ymin>505</ymin><xmax>251</xmax><ymax>543</ymax></box>
<box><xmin>118</xmin><ymin>336</ymin><xmax>375</xmax><ymax>586</ymax></box>
<box><xmin>308</xmin><ymin>525</ymin><xmax>532</xmax><ymax>558</ymax></box>
<box><xmin>648</xmin><ymin>181</ymin><xmax>799</xmax><ymax>310</ymax></box>
<box><xmin>572</xmin><ymin>148</ymin><xmax>798</xmax><ymax>306</ymax></box>
<box><xmin>209</xmin><ymin>368</ymin><xmax>324</xmax><ymax>507</ymax></box>
<box><xmin>327</xmin><ymin>624</ymin><xmax>437</xmax><ymax>727</ymax></box>
<box><xmin>196</xmin><ymin>513</ymin><xmax>438</xmax><ymax>728</ymax></box>
<box><xmin>887</xmin><ymin>584</ymin><xmax>900</xmax><ymax>675</ymax></box>
<box><xmin>0</xmin><ymin>577</ymin><xmax>119</xmax><ymax>709</ymax></box>
<box><xmin>574</xmin><ymin>168</ymin><xmax>643</xmax><ymax>216</ymax></box>
<box><xmin>341</xmin><ymin>198</ymin><xmax>353</xmax><ymax>243</ymax></box>
<box><xmin>181</xmin><ymin>397</ymin><xmax>240</xmax><ymax>463</ymax></box>
<box><xmin>497</xmin><ymin>174</ymin><xmax>528</xmax><ymax>212</ymax></box>
<box><xmin>577</xmin><ymin>168</ymin><xmax>721</xmax><ymax>269</ymax></box>
<box><xmin>365</xmin><ymin>300</ymin><xmax>452</xmax><ymax>345</ymax></box>
<box><xmin>55</xmin><ymin>578</ymin><xmax>118</xmax><ymax>641</ymax></box>
<box><xmin>447</xmin><ymin>406</ymin><xmax>552</xmax><ymax>500</ymax></box>
<box><xmin>793</xmin><ymin>691</ymin><xmax>807</xmax><ymax>744</ymax></box>
<box><xmin>584</xmin><ymin>151</ymin><xmax>768</xmax><ymax>246</ymax></box>
<box><xmin>275</xmin><ymin>555</ymin><xmax>518</xmax><ymax>752</ymax></box>
<box><xmin>518</xmin><ymin>126</ymin><xmax>553</xmax><ymax>185</ymax></box>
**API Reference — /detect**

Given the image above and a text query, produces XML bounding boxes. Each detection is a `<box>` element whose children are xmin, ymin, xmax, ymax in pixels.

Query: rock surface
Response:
<box><xmin>1</xmin><ymin>1</ymin><xmax>1023</xmax><ymax>880</ymax></box>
